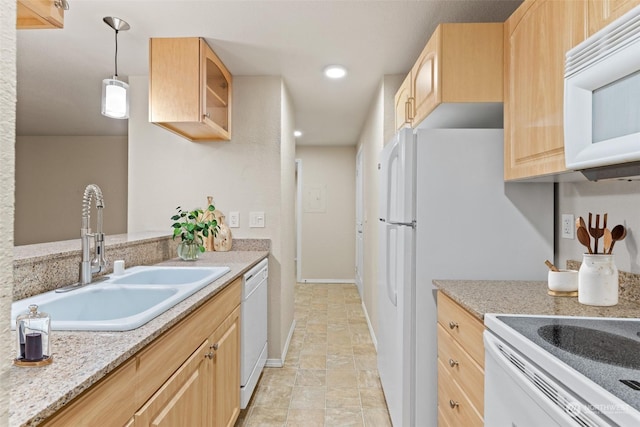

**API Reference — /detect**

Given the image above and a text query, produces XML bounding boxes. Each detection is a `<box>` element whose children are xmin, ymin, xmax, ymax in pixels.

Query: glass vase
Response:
<box><xmin>177</xmin><ymin>241</ymin><xmax>200</xmax><ymax>261</ymax></box>
<box><xmin>578</xmin><ymin>254</ymin><xmax>618</xmax><ymax>306</ymax></box>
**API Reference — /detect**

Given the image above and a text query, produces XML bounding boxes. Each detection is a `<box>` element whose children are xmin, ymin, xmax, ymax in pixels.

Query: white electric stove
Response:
<box><xmin>484</xmin><ymin>314</ymin><xmax>640</xmax><ymax>426</ymax></box>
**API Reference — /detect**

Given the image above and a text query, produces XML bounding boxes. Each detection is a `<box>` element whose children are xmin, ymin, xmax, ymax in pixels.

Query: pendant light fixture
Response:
<box><xmin>101</xmin><ymin>17</ymin><xmax>130</xmax><ymax>119</ymax></box>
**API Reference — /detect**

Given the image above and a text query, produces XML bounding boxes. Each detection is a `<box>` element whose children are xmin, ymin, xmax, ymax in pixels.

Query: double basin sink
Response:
<box><xmin>11</xmin><ymin>265</ymin><xmax>230</xmax><ymax>331</ymax></box>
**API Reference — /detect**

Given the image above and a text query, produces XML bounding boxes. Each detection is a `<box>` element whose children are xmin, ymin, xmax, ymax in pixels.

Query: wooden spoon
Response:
<box><xmin>576</xmin><ymin>216</ymin><xmax>587</xmax><ymax>231</ymax></box>
<box><xmin>608</xmin><ymin>225</ymin><xmax>627</xmax><ymax>254</ymax></box>
<box><xmin>603</xmin><ymin>228</ymin><xmax>612</xmax><ymax>255</ymax></box>
<box><xmin>544</xmin><ymin>260</ymin><xmax>559</xmax><ymax>272</ymax></box>
<box><xmin>577</xmin><ymin>226</ymin><xmax>593</xmax><ymax>254</ymax></box>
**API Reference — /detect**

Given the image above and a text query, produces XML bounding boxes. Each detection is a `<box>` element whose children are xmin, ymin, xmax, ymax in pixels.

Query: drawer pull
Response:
<box><xmin>448</xmin><ymin>321</ymin><xmax>459</xmax><ymax>330</ymax></box>
<box><xmin>448</xmin><ymin>358</ymin><xmax>459</xmax><ymax>368</ymax></box>
<box><xmin>210</xmin><ymin>343</ymin><xmax>219</xmax><ymax>350</ymax></box>
<box><xmin>449</xmin><ymin>399</ymin><xmax>459</xmax><ymax>409</ymax></box>
<box><xmin>205</xmin><ymin>352</ymin><xmax>214</xmax><ymax>360</ymax></box>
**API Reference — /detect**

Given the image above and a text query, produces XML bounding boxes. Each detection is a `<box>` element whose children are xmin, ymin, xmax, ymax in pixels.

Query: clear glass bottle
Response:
<box><xmin>15</xmin><ymin>304</ymin><xmax>51</xmax><ymax>364</ymax></box>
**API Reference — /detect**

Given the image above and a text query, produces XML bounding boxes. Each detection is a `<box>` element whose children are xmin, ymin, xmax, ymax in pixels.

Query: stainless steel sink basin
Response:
<box><xmin>11</xmin><ymin>265</ymin><xmax>230</xmax><ymax>331</ymax></box>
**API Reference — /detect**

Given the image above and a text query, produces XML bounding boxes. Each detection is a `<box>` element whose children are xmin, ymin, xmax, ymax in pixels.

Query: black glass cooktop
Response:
<box><xmin>497</xmin><ymin>316</ymin><xmax>640</xmax><ymax>412</ymax></box>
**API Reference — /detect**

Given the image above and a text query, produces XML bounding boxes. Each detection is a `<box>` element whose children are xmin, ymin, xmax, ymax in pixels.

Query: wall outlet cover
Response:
<box><xmin>562</xmin><ymin>214</ymin><xmax>575</xmax><ymax>239</ymax></box>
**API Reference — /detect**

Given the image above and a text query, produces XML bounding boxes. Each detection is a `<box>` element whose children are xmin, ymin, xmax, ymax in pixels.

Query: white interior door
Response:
<box><xmin>355</xmin><ymin>148</ymin><xmax>364</xmax><ymax>297</ymax></box>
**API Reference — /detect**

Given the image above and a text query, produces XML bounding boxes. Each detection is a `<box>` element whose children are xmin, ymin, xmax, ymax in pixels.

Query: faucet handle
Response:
<box><xmin>93</xmin><ymin>233</ymin><xmax>107</xmax><ymax>269</ymax></box>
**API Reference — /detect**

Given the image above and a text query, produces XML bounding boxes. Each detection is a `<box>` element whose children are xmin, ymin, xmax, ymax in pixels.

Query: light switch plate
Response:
<box><xmin>249</xmin><ymin>211</ymin><xmax>265</xmax><ymax>228</ymax></box>
<box><xmin>228</xmin><ymin>211</ymin><xmax>239</xmax><ymax>228</ymax></box>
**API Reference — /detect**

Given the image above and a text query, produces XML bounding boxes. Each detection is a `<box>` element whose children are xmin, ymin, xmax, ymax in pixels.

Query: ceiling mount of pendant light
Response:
<box><xmin>101</xmin><ymin>16</ymin><xmax>130</xmax><ymax>119</ymax></box>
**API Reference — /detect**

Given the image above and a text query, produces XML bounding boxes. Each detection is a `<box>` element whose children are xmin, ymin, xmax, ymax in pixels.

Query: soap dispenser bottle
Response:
<box><xmin>15</xmin><ymin>304</ymin><xmax>52</xmax><ymax>366</ymax></box>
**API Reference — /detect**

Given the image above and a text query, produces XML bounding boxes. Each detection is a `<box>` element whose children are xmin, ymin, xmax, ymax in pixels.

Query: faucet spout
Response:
<box><xmin>80</xmin><ymin>184</ymin><xmax>107</xmax><ymax>285</ymax></box>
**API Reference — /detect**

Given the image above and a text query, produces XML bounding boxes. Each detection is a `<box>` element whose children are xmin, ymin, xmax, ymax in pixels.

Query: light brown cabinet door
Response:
<box><xmin>202</xmin><ymin>41</ymin><xmax>232</xmax><ymax>137</ymax></box>
<box><xmin>411</xmin><ymin>29</ymin><xmax>440</xmax><ymax>127</ymax></box>
<box><xmin>135</xmin><ymin>341</ymin><xmax>210</xmax><ymax>427</ymax></box>
<box><xmin>588</xmin><ymin>0</ymin><xmax>640</xmax><ymax>35</ymax></box>
<box><xmin>394</xmin><ymin>72</ymin><xmax>413</xmax><ymax>131</ymax></box>
<box><xmin>504</xmin><ymin>0</ymin><xmax>588</xmax><ymax>180</ymax></box>
<box><xmin>209</xmin><ymin>307</ymin><xmax>241</xmax><ymax>427</ymax></box>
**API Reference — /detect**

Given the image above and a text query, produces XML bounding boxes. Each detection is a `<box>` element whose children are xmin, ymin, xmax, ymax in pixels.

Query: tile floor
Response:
<box><xmin>235</xmin><ymin>283</ymin><xmax>392</xmax><ymax>427</ymax></box>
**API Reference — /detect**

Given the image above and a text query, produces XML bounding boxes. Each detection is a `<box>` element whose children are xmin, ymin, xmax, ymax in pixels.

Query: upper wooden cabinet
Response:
<box><xmin>588</xmin><ymin>0</ymin><xmax>640</xmax><ymax>35</ymax></box>
<box><xmin>17</xmin><ymin>0</ymin><xmax>64</xmax><ymax>29</ymax></box>
<box><xmin>150</xmin><ymin>37</ymin><xmax>232</xmax><ymax>142</ymax></box>
<box><xmin>394</xmin><ymin>23</ymin><xmax>503</xmax><ymax>130</ymax></box>
<box><xmin>503</xmin><ymin>0</ymin><xmax>588</xmax><ymax>181</ymax></box>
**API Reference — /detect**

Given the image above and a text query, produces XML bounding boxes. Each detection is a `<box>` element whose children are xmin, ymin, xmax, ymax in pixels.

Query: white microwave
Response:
<box><xmin>564</xmin><ymin>5</ymin><xmax>640</xmax><ymax>180</ymax></box>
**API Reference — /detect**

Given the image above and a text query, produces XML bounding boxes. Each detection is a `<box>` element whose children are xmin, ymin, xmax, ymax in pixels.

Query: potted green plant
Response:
<box><xmin>171</xmin><ymin>204</ymin><xmax>218</xmax><ymax>261</ymax></box>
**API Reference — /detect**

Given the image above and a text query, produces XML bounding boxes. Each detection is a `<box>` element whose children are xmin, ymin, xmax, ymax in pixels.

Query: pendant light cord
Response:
<box><xmin>114</xmin><ymin>29</ymin><xmax>119</xmax><ymax>78</ymax></box>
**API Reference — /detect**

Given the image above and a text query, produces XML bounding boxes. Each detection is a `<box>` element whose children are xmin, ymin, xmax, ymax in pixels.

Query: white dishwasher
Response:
<box><xmin>240</xmin><ymin>258</ymin><xmax>268</xmax><ymax>408</ymax></box>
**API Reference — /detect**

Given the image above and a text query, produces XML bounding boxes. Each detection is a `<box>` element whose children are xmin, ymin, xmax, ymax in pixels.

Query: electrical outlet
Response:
<box><xmin>562</xmin><ymin>214</ymin><xmax>575</xmax><ymax>239</ymax></box>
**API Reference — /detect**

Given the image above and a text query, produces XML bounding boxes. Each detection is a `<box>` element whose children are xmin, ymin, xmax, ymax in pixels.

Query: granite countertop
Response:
<box><xmin>10</xmin><ymin>250</ymin><xmax>269</xmax><ymax>427</ymax></box>
<box><xmin>433</xmin><ymin>280</ymin><xmax>640</xmax><ymax>321</ymax></box>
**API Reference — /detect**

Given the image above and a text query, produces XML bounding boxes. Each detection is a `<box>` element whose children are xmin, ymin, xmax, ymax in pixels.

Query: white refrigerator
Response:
<box><xmin>377</xmin><ymin>128</ymin><xmax>554</xmax><ymax>427</ymax></box>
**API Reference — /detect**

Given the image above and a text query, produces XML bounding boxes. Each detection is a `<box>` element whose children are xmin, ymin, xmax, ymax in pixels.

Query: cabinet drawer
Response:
<box><xmin>438</xmin><ymin>359</ymin><xmax>483</xmax><ymax>427</ymax></box>
<box><xmin>437</xmin><ymin>291</ymin><xmax>484</xmax><ymax>366</ymax></box>
<box><xmin>437</xmin><ymin>324</ymin><xmax>484</xmax><ymax>414</ymax></box>
<box><xmin>42</xmin><ymin>358</ymin><xmax>137</xmax><ymax>427</ymax></box>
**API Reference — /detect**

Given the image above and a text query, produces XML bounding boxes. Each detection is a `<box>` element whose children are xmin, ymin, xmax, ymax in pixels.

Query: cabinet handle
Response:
<box><xmin>204</xmin><ymin>112</ymin><xmax>211</xmax><ymax>119</ymax></box>
<box><xmin>210</xmin><ymin>343</ymin><xmax>219</xmax><ymax>351</ymax></box>
<box><xmin>448</xmin><ymin>321</ymin><xmax>459</xmax><ymax>330</ymax></box>
<box><xmin>407</xmin><ymin>97</ymin><xmax>415</xmax><ymax>120</ymax></box>
<box><xmin>205</xmin><ymin>352</ymin><xmax>214</xmax><ymax>360</ymax></box>
<box><xmin>405</xmin><ymin>101</ymin><xmax>410</xmax><ymax>124</ymax></box>
<box><xmin>449</xmin><ymin>399</ymin><xmax>459</xmax><ymax>409</ymax></box>
<box><xmin>448</xmin><ymin>359</ymin><xmax>459</xmax><ymax>368</ymax></box>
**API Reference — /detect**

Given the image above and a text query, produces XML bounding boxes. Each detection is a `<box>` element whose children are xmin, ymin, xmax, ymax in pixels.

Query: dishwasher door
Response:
<box><xmin>484</xmin><ymin>331</ymin><xmax>610</xmax><ymax>427</ymax></box>
<box><xmin>241</xmin><ymin>259</ymin><xmax>268</xmax><ymax>408</ymax></box>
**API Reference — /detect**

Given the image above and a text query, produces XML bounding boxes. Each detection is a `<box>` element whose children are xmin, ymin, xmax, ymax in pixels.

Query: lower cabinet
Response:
<box><xmin>210</xmin><ymin>307</ymin><xmax>241</xmax><ymax>427</ymax></box>
<box><xmin>42</xmin><ymin>278</ymin><xmax>242</xmax><ymax>427</ymax></box>
<box><xmin>436</xmin><ymin>291</ymin><xmax>484</xmax><ymax>427</ymax></box>
<box><xmin>135</xmin><ymin>341</ymin><xmax>210</xmax><ymax>426</ymax></box>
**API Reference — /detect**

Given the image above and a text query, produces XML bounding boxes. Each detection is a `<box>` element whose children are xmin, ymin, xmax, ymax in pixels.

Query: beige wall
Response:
<box><xmin>296</xmin><ymin>146</ymin><xmax>356</xmax><ymax>281</ymax></box>
<box><xmin>128</xmin><ymin>75</ymin><xmax>295</xmax><ymax>361</ymax></box>
<box><xmin>0</xmin><ymin>2</ymin><xmax>16</xmax><ymax>423</ymax></box>
<box><xmin>355</xmin><ymin>75</ymin><xmax>403</xmax><ymax>340</ymax></box>
<box><xmin>557</xmin><ymin>180</ymin><xmax>640</xmax><ymax>273</ymax></box>
<box><xmin>14</xmin><ymin>136</ymin><xmax>128</xmax><ymax>245</ymax></box>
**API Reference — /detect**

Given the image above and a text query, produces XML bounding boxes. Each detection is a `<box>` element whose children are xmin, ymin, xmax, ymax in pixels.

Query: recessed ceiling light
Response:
<box><xmin>294</xmin><ymin>130</ymin><xmax>302</xmax><ymax>138</ymax></box>
<box><xmin>324</xmin><ymin>65</ymin><xmax>347</xmax><ymax>79</ymax></box>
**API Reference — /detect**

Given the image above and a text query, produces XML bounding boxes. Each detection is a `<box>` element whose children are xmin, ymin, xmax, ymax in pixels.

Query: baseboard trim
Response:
<box><xmin>361</xmin><ymin>301</ymin><xmax>377</xmax><ymax>351</ymax></box>
<box><xmin>299</xmin><ymin>279</ymin><xmax>356</xmax><ymax>284</ymax></box>
<box><xmin>265</xmin><ymin>319</ymin><xmax>296</xmax><ymax>368</ymax></box>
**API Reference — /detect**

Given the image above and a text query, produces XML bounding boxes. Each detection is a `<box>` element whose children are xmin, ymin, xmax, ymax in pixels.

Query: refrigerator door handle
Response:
<box><xmin>385</xmin><ymin>225</ymin><xmax>398</xmax><ymax>307</ymax></box>
<box><xmin>384</xmin><ymin>139</ymin><xmax>401</xmax><ymax>222</ymax></box>
<box><xmin>388</xmin><ymin>220</ymin><xmax>416</xmax><ymax>228</ymax></box>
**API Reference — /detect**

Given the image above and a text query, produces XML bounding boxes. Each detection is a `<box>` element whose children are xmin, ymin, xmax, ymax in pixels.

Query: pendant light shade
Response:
<box><xmin>102</xmin><ymin>78</ymin><xmax>129</xmax><ymax>119</ymax></box>
<box><xmin>101</xmin><ymin>17</ymin><xmax>130</xmax><ymax>119</ymax></box>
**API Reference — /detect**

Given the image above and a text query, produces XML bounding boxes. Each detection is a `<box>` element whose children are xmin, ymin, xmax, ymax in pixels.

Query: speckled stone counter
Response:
<box><xmin>433</xmin><ymin>280</ymin><xmax>640</xmax><ymax>321</ymax></box>
<box><xmin>9</xmin><ymin>250</ymin><xmax>269</xmax><ymax>427</ymax></box>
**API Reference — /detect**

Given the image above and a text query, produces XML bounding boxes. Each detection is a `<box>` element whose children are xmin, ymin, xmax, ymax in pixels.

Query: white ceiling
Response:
<box><xmin>16</xmin><ymin>0</ymin><xmax>522</xmax><ymax>146</ymax></box>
